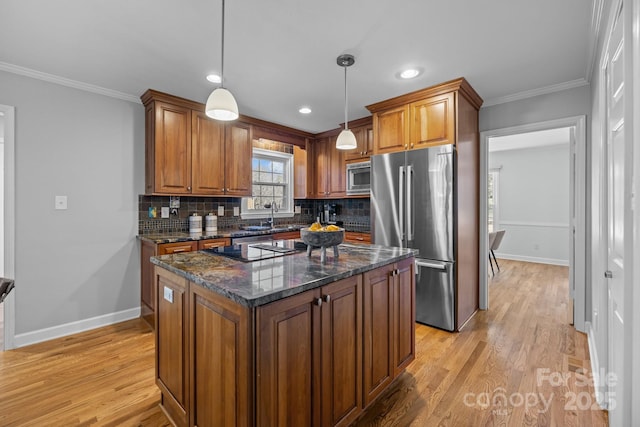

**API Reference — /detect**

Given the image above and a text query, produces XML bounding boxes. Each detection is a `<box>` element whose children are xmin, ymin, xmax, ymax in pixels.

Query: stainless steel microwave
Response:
<box><xmin>346</xmin><ymin>161</ymin><xmax>371</xmax><ymax>195</ymax></box>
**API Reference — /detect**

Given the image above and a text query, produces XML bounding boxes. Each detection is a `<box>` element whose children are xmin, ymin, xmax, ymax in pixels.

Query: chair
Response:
<box><xmin>488</xmin><ymin>230</ymin><xmax>506</xmax><ymax>276</ymax></box>
<box><xmin>0</xmin><ymin>278</ymin><xmax>15</xmax><ymax>303</ymax></box>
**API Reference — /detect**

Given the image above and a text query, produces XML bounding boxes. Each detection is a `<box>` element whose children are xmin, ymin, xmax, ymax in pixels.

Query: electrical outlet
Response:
<box><xmin>218</xmin><ymin>205</ymin><xmax>225</xmax><ymax>216</ymax></box>
<box><xmin>163</xmin><ymin>286</ymin><xmax>174</xmax><ymax>303</ymax></box>
<box><xmin>233</xmin><ymin>206</ymin><xmax>239</xmax><ymax>216</ymax></box>
<box><xmin>161</xmin><ymin>207</ymin><xmax>170</xmax><ymax>218</ymax></box>
<box><xmin>295</xmin><ymin>205</ymin><xmax>301</xmax><ymax>214</ymax></box>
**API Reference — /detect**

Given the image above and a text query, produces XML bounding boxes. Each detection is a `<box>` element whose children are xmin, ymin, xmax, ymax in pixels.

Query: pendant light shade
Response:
<box><xmin>336</xmin><ymin>129</ymin><xmax>357</xmax><ymax>149</ymax></box>
<box><xmin>206</xmin><ymin>0</ymin><xmax>238</xmax><ymax>121</ymax></box>
<box><xmin>206</xmin><ymin>87</ymin><xmax>238</xmax><ymax>121</ymax></box>
<box><xmin>336</xmin><ymin>54</ymin><xmax>357</xmax><ymax>150</ymax></box>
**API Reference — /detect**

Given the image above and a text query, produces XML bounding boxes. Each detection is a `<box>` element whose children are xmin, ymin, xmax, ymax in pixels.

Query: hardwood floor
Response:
<box><xmin>0</xmin><ymin>260</ymin><xmax>608</xmax><ymax>426</ymax></box>
<box><xmin>353</xmin><ymin>259</ymin><xmax>608</xmax><ymax>426</ymax></box>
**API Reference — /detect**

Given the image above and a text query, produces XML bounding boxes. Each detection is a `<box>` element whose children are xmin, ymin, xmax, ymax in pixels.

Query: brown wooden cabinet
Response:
<box><xmin>368</xmin><ymin>78</ymin><xmax>479</xmax><ymax>155</ymax></box>
<box><xmin>362</xmin><ymin>258</ymin><xmax>415</xmax><ymax>406</ymax></box>
<box><xmin>344</xmin><ymin>231</ymin><xmax>371</xmax><ymax>244</ymax></box>
<box><xmin>153</xmin><ymin>255</ymin><xmax>414</xmax><ymax>427</ymax></box>
<box><xmin>257</xmin><ymin>275</ymin><xmax>362</xmax><ymax>427</ymax></box>
<box><xmin>141</xmin><ymin>238</ymin><xmax>227</xmax><ymax>329</ymax></box>
<box><xmin>271</xmin><ymin>230</ymin><xmax>300</xmax><ymax>240</ymax></box>
<box><xmin>189</xmin><ymin>280</ymin><xmax>252</xmax><ymax>427</ymax></box>
<box><xmin>155</xmin><ymin>266</ymin><xmax>189</xmax><ymax>427</ymax></box>
<box><xmin>293</xmin><ymin>144</ymin><xmax>310</xmax><ymax>199</ymax></box>
<box><xmin>344</xmin><ymin>118</ymin><xmax>374</xmax><ymax>161</ymax></box>
<box><xmin>311</xmin><ymin>135</ymin><xmax>346</xmax><ymax>198</ymax></box>
<box><xmin>142</xmin><ymin>90</ymin><xmax>252</xmax><ymax>196</ymax></box>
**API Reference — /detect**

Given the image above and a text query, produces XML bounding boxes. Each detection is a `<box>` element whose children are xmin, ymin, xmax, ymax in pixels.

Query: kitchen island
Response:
<box><xmin>150</xmin><ymin>241</ymin><xmax>415</xmax><ymax>427</ymax></box>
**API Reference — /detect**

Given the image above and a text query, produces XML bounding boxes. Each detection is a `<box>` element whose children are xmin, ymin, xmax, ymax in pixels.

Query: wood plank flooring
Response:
<box><xmin>0</xmin><ymin>260</ymin><xmax>608</xmax><ymax>426</ymax></box>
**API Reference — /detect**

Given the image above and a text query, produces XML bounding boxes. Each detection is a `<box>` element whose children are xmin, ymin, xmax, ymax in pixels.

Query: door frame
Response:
<box><xmin>479</xmin><ymin>115</ymin><xmax>587</xmax><ymax>332</ymax></box>
<box><xmin>0</xmin><ymin>104</ymin><xmax>15</xmax><ymax>350</ymax></box>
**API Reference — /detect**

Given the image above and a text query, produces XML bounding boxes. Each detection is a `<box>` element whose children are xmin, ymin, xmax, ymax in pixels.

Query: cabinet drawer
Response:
<box><xmin>158</xmin><ymin>241</ymin><xmax>198</xmax><ymax>255</ymax></box>
<box><xmin>271</xmin><ymin>231</ymin><xmax>300</xmax><ymax>240</ymax></box>
<box><xmin>198</xmin><ymin>238</ymin><xmax>230</xmax><ymax>250</ymax></box>
<box><xmin>345</xmin><ymin>232</ymin><xmax>371</xmax><ymax>243</ymax></box>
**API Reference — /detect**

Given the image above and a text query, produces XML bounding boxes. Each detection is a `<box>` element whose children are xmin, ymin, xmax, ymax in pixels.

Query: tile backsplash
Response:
<box><xmin>138</xmin><ymin>195</ymin><xmax>370</xmax><ymax>234</ymax></box>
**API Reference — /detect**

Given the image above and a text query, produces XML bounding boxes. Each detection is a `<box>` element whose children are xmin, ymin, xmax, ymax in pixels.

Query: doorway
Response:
<box><xmin>0</xmin><ymin>104</ymin><xmax>16</xmax><ymax>350</ymax></box>
<box><xmin>479</xmin><ymin>116</ymin><xmax>587</xmax><ymax>332</ymax></box>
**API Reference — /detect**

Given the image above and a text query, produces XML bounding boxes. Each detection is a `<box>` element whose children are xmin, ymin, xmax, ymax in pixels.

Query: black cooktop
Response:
<box><xmin>206</xmin><ymin>240</ymin><xmax>307</xmax><ymax>262</ymax></box>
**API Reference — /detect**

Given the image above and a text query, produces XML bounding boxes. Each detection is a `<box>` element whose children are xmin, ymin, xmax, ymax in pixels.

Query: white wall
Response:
<box><xmin>0</xmin><ymin>70</ymin><xmax>144</xmax><ymax>344</ymax></box>
<box><xmin>489</xmin><ymin>144</ymin><xmax>570</xmax><ymax>265</ymax></box>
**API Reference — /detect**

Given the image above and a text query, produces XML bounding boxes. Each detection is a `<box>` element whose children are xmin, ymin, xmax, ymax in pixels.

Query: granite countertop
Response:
<box><xmin>139</xmin><ymin>224</ymin><xmax>370</xmax><ymax>244</ymax></box>
<box><xmin>150</xmin><ymin>241</ymin><xmax>414</xmax><ymax>308</ymax></box>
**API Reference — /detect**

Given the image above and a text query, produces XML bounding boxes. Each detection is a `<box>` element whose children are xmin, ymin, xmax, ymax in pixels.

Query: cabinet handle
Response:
<box><xmin>314</xmin><ymin>297</ymin><xmax>323</xmax><ymax>307</ymax></box>
<box><xmin>187</xmin><ymin>186</ymin><xmax>191</xmax><ymax>191</ymax></box>
<box><xmin>356</xmin><ymin>237</ymin><xmax>364</xmax><ymax>241</ymax></box>
<box><xmin>172</xmin><ymin>248</ymin><xmax>188</xmax><ymax>253</ymax></box>
<box><xmin>404</xmin><ymin>144</ymin><xmax>408</xmax><ymax>149</ymax></box>
<box><xmin>410</xmin><ymin>143</ymin><xmax>414</xmax><ymax>148</ymax></box>
<box><xmin>323</xmin><ymin>294</ymin><xmax>331</xmax><ymax>303</ymax></box>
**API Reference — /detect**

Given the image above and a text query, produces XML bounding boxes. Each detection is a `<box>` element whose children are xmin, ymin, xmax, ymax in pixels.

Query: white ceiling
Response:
<box><xmin>0</xmin><ymin>0</ymin><xmax>594</xmax><ymax>134</ymax></box>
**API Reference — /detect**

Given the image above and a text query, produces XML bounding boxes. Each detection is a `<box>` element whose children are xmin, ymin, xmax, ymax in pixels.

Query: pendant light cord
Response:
<box><xmin>220</xmin><ymin>0</ymin><xmax>226</xmax><ymax>88</ymax></box>
<box><xmin>344</xmin><ymin>65</ymin><xmax>349</xmax><ymax>131</ymax></box>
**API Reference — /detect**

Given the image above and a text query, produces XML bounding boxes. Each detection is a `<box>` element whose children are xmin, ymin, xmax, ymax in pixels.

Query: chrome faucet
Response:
<box><xmin>265</xmin><ymin>201</ymin><xmax>279</xmax><ymax>228</ymax></box>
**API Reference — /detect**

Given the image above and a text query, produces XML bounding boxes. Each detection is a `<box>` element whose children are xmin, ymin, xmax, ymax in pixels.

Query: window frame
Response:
<box><xmin>240</xmin><ymin>147</ymin><xmax>295</xmax><ymax>220</ymax></box>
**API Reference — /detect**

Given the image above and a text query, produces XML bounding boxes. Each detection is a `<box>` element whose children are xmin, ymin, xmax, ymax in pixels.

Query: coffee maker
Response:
<box><xmin>327</xmin><ymin>204</ymin><xmax>341</xmax><ymax>225</ymax></box>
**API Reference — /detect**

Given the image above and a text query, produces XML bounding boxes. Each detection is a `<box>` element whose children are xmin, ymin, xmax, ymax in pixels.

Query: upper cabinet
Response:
<box><xmin>367</xmin><ymin>78</ymin><xmax>482</xmax><ymax>155</ymax></box>
<box><xmin>343</xmin><ymin>117</ymin><xmax>374</xmax><ymax>162</ymax></box>
<box><xmin>142</xmin><ymin>90</ymin><xmax>252</xmax><ymax>196</ymax></box>
<box><xmin>311</xmin><ymin>134</ymin><xmax>346</xmax><ymax>198</ymax></box>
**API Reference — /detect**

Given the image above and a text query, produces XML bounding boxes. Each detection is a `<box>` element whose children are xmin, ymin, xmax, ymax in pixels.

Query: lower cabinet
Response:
<box><xmin>153</xmin><ymin>257</ymin><xmax>414</xmax><ymax>427</ymax></box>
<box><xmin>256</xmin><ymin>275</ymin><xmax>362</xmax><ymax>427</ymax></box>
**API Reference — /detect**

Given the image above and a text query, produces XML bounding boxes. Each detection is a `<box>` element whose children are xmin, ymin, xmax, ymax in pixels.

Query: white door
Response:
<box><xmin>605</xmin><ymin>3</ymin><xmax>625</xmax><ymax>422</ymax></box>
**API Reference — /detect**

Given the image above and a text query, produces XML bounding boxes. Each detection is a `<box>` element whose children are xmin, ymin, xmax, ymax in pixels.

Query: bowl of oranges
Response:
<box><xmin>300</xmin><ymin>222</ymin><xmax>345</xmax><ymax>248</ymax></box>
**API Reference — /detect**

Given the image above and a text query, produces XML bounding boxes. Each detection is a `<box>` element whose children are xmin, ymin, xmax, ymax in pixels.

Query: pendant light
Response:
<box><xmin>336</xmin><ymin>54</ymin><xmax>357</xmax><ymax>150</ymax></box>
<box><xmin>206</xmin><ymin>0</ymin><xmax>239</xmax><ymax>121</ymax></box>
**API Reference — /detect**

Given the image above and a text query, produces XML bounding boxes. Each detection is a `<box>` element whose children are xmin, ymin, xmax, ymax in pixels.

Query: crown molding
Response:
<box><xmin>482</xmin><ymin>78</ymin><xmax>590</xmax><ymax>107</ymax></box>
<box><xmin>0</xmin><ymin>61</ymin><xmax>141</xmax><ymax>104</ymax></box>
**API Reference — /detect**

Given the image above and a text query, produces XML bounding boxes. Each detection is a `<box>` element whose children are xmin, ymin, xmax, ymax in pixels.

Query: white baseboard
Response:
<box><xmin>493</xmin><ymin>252</ymin><xmax>569</xmax><ymax>266</ymax></box>
<box><xmin>586</xmin><ymin>321</ymin><xmax>608</xmax><ymax>410</ymax></box>
<box><xmin>14</xmin><ymin>307</ymin><xmax>141</xmax><ymax>348</ymax></box>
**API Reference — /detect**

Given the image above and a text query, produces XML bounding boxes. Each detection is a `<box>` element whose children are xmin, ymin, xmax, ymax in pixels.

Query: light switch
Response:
<box><xmin>233</xmin><ymin>206</ymin><xmax>239</xmax><ymax>216</ymax></box>
<box><xmin>55</xmin><ymin>195</ymin><xmax>68</xmax><ymax>210</ymax></box>
<box><xmin>218</xmin><ymin>205</ymin><xmax>225</xmax><ymax>216</ymax></box>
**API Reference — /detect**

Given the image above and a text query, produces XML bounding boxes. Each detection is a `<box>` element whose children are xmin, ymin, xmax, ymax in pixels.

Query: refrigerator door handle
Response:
<box><xmin>399</xmin><ymin>165</ymin><xmax>405</xmax><ymax>242</ymax></box>
<box><xmin>407</xmin><ymin>164</ymin><xmax>414</xmax><ymax>241</ymax></box>
<box><xmin>415</xmin><ymin>259</ymin><xmax>447</xmax><ymax>270</ymax></box>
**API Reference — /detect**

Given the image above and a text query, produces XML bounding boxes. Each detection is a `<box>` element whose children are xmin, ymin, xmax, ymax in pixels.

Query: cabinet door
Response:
<box><xmin>271</xmin><ymin>231</ymin><xmax>300</xmax><ymax>240</ymax></box>
<box><xmin>140</xmin><ymin>240</ymin><xmax>157</xmax><ymax>328</ymax></box>
<box><xmin>410</xmin><ymin>92</ymin><xmax>455</xmax><ymax>148</ymax></box>
<box><xmin>294</xmin><ymin>144</ymin><xmax>309</xmax><ymax>199</ymax></box>
<box><xmin>344</xmin><ymin>125</ymin><xmax>374</xmax><ymax>161</ymax></box>
<box><xmin>191</xmin><ymin>111</ymin><xmax>225</xmax><ymax>195</ymax></box>
<box><xmin>392</xmin><ymin>258</ymin><xmax>415</xmax><ymax>376</ymax></box>
<box><xmin>153</xmin><ymin>102</ymin><xmax>192</xmax><ymax>194</ymax></box>
<box><xmin>321</xmin><ymin>276</ymin><xmax>362</xmax><ymax>427</ymax></box>
<box><xmin>158</xmin><ymin>241</ymin><xmax>197</xmax><ymax>255</ymax></box>
<box><xmin>363</xmin><ymin>265</ymin><xmax>394</xmax><ymax>405</ymax></box>
<box><xmin>155</xmin><ymin>267</ymin><xmax>189</xmax><ymax>426</ymax></box>
<box><xmin>344</xmin><ymin>232</ymin><xmax>371</xmax><ymax>244</ymax></box>
<box><xmin>224</xmin><ymin>122</ymin><xmax>253</xmax><ymax>196</ymax></box>
<box><xmin>328</xmin><ymin>138</ymin><xmax>346</xmax><ymax>197</ymax></box>
<box><xmin>373</xmin><ymin>106</ymin><xmax>408</xmax><ymax>154</ymax></box>
<box><xmin>312</xmin><ymin>138</ymin><xmax>330</xmax><ymax>198</ymax></box>
<box><xmin>189</xmin><ymin>283</ymin><xmax>252</xmax><ymax>427</ymax></box>
<box><xmin>256</xmin><ymin>289</ymin><xmax>321</xmax><ymax>427</ymax></box>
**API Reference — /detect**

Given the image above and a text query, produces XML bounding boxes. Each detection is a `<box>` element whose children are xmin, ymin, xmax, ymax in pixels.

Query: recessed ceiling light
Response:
<box><xmin>299</xmin><ymin>107</ymin><xmax>312</xmax><ymax>114</ymax></box>
<box><xmin>206</xmin><ymin>74</ymin><xmax>221</xmax><ymax>83</ymax></box>
<box><xmin>400</xmin><ymin>69</ymin><xmax>420</xmax><ymax>79</ymax></box>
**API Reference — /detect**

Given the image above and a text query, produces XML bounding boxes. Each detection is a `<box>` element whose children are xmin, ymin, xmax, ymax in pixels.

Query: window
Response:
<box><xmin>241</xmin><ymin>148</ymin><xmax>294</xmax><ymax>219</ymax></box>
<box><xmin>487</xmin><ymin>168</ymin><xmax>500</xmax><ymax>232</ymax></box>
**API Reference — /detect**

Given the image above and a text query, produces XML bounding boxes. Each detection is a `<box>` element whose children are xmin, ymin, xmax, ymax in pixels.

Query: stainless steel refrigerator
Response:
<box><xmin>371</xmin><ymin>145</ymin><xmax>456</xmax><ymax>331</ymax></box>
